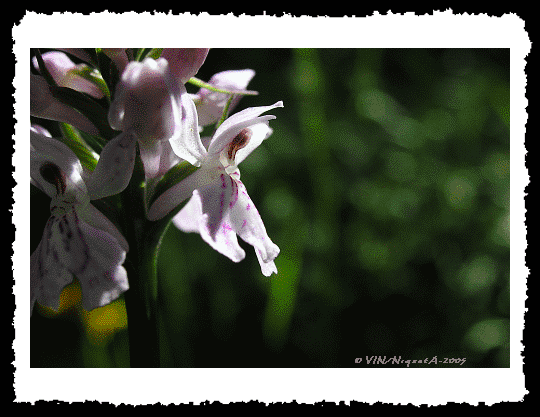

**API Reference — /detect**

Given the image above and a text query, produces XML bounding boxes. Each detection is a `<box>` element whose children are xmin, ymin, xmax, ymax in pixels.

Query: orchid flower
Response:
<box><xmin>32</xmin><ymin>51</ymin><xmax>104</xmax><ymax>99</ymax></box>
<box><xmin>31</xmin><ymin>130</ymin><xmax>129</xmax><ymax>315</ymax></box>
<box><xmin>90</xmin><ymin>55</ymin><xmax>205</xmax><ymax>199</ymax></box>
<box><xmin>192</xmin><ymin>69</ymin><xmax>256</xmax><ymax>127</ymax></box>
<box><xmin>147</xmin><ymin>101</ymin><xmax>283</xmax><ymax>276</ymax></box>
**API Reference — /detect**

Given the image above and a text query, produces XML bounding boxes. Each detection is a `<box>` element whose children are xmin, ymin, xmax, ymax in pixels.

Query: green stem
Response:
<box><xmin>123</xmin><ymin>249</ymin><xmax>160</xmax><ymax>367</ymax></box>
<box><xmin>124</xmin><ymin>213</ymin><xmax>175</xmax><ymax>367</ymax></box>
<box><xmin>121</xmin><ymin>154</ymin><xmax>162</xmax><ymax>367</ymax></box>
<box><xmin>120</xmin><ymin>147</ymin><xmax>194</xmax><ymax>367</ymax></box>
<box><xmin>215</xmin><ymin>94</ymin><xmax>236</xmax><ymax>129</ymax></box>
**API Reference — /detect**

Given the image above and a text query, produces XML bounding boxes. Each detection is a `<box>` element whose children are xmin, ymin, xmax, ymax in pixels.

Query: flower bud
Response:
<box><xmin>33</xmin><ymin>51</ymin><xmax>103</xmax><ymax>99</ymax></box>
<box><xmin>161</xmin><ymin>48</ymin><xmax>209</xmax><ymax>84</ymax></box>
<box><xmin>195</xmin><ymin>69</ymin><xmax>255</xmax><ymax>126</ymax></box>
<box><xmin>109</xmin><ymin>58</ymin><xmax>173</xmax><ymax>143</ymax></box>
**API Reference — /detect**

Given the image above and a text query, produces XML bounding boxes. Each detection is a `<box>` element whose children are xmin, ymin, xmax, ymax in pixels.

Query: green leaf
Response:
<box><xmin>94</xmin><ymin>50</ymin><xmax>121</xmax><ymax>102</ymax></box>
<box><xmin>77</xmin><ymin>128</ymin><xmax>108</xmax><ymax>154</ymax></box>
<box><xmin>146</xmin><ymin>48</ymin><xmax>163</xmax><ymax>60</ymax></box>
<box><xmin>58</xmin><ymin>123</ymin><xmax>98</xmax><ymax>172</ymax></box>
<box><xmin>69</xmin><ymin>66</ymin><xmax>111</xmax><ymax>101</ymax></box>
<box><xmin>50</xmin><ymin>85</ymin><xmax>117</xmax><ymax>140</ymax></box>
<box><xmin>134</xmin><ymin>48</ymin><xmax>148</xmax><ymax>61</ymax></box>
<box><xmin>135</xmin><ymin>48</ymin><xmax>151</xmax><ymax>61</ymax></box>
<box><xmin>134</xmin><ymin>48</ymin><xmax>163</xmax><ymax>62</ymax></box>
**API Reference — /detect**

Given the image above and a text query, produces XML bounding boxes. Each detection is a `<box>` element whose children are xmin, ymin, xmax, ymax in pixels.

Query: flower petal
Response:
<box><xmin>208</xmin><ymin>101</ymin><xmax>283</xmax><ymax>157</ymax></box>
<box><xmin>138</xmin><ymin>137</ymin><xmax>181</xmax><ymax>180</ymax></box>
<box><xmin>77</xmin><ymin>202</ymin><xmax>129</xmax><ymax>253</ymax></box>
<box><xmin>85</xmin><ymin>131</ymin><xmax>136</xmax><ymax>200</ymax></box>
<box><xmin>75</xmin><ymin>216</ymin><xmax>129</xmax><ymax>311</ymax></box>
<box><xmin>195</xmin><ymin>69</ymin><xmax>256</xmax><ymax>126</ymax></box>
<box><xmin>171</xmin><ymin>171</ymin><xmax>279</xmax><ymax>275</ymax></box>
<box><xmin>146</xmin><ymin>166</ymin><xmax>214</xmax><ymax>221</ymax></box>
<box><xmin>161</xmin><ymin>48</ymin><xmax>209</xmax><ymax>84</ymax></box>
<box><xmin>30</xmin><ymin>130</ymin><xmax>88</xmax><ymax>201</ymax></box>
<box><xmin>32</xmin><ymin>203</ymin><xmax>129</xmax><ymax>314</ymax></box>
<box><xmin>31</xmin><ymin>124</ymin><xmax>52</xmax><ymax>137</ymax></box>
<box><xmin>167</xmin><ymin>82</ymin><xmax>207</xmax><ymax>167</ymax></box>
<box><xmin>33</xmin><ymin>51</ymin><xmax>104</xmax><ymax>99</ymax></box>
<box><xmin>32</xmin><ymin>51</ymin><xmax>72</xmax><ymax>86</ymax></box>
<box><xmin>220</xmin><ymin>123</ymin><xmax>274</xmax><ymax>172</ymax></box>
<box><xmin>107</xmin><ymin>82</ymin><xmax>126</xmax><ymax>131</ymax></box>
<box><xmin>255</xmin><ymin>246</ymin><xmax>278</xmax><ymax>277</ymax></box>
<box><xmin>227</xmin><ymin>173</ymin><xmax>280</xmax><ymax>276</ymax></box>
<box><xmin>138</xmin><ymin>139</ymin><xmax>164</xmax><ymax>180</ymax></box>
<box><xmin>116</xmin><ymin>58</ymin><xmax>174</xmax><ymax>142</ymax></box>
<box><xmin>30</xmin><ymin>204</ymin><xmax>94</xmax><ymax>313</ymax></box>
<box><xmin>172</xmin><ymin>188</ymin><xmax>246</xmax><ymax>263</ymax></box>
<box><xmin>31</xmin><ymin>226</ymin><xmax>74</xmax><ymax>314</ymax></box>
<box><xmin>31</xmin><ymin>74</ymin><xmax>99</xmax><ymax>136</ymax></box>
<box><xmin>53</xmin><ymin>48</ymin><xmax>94</xmax><ymax>65</ymax></box>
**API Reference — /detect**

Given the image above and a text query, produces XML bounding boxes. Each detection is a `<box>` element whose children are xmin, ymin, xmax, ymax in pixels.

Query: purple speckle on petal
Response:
<box><xmin>220</xmin><ymin>190</ymin><xmax>225</xmax><ymax>209</ymax></box>
<box><xmin>229</xmin><ymin>179</ymin><xmax>239</xmax><ymax>208</ymax></box>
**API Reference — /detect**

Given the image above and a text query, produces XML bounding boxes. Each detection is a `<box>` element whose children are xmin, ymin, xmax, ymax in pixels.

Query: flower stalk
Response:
<box><xmin>188</xmin><ymin>76</ymin><xmax>259</xmax><ymax>96</ymax></box>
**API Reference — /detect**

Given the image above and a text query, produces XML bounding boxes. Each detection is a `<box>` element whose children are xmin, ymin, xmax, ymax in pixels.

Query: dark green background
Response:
<box><xmin>31</xmin><ymin>48</ymin><xmax>510</xmax><ymax>367</ymax></box>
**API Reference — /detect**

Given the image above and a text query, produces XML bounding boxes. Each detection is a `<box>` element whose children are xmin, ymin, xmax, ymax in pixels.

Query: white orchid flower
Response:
<box><xmin>148</xmin><ymin>101</ymin><xmax>283</xmax><ymax>276</ymax></box>
<box><xmin>30</xmin><ymin>130</ymin><xmax>129</xmax><ymax>315</ymax></box>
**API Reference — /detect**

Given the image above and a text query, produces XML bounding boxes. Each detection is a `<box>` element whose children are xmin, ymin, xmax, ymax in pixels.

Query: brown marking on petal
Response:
<box><xmin>40</xmin><ymin>162</ymin><xmax>66</xmax><ymax>195</ymax></box>
<box><xmin>227</xmin><ymin>128</ymin><xmax>252</xmax><ymax>161</ymax></box>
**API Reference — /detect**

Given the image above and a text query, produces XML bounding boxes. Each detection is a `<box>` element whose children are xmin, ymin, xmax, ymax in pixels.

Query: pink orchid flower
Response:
<box><xmin>148</xmin><ymin>101</ymin><xmax>283</xmax><ymax>276</ymax></box>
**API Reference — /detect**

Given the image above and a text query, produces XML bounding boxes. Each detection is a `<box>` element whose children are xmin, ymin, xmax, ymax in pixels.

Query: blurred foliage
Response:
<box><xmin>31</xmin><ymin>48</ymin><xmax>510</xmax><ymax>368</ymax></box>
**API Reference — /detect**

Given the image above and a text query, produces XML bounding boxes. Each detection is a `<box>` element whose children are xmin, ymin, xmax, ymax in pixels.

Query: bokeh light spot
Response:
<box><xmin>465</xmin><ymin>318</ymin><xmax>509</xmax><ymax>353</ymax></box>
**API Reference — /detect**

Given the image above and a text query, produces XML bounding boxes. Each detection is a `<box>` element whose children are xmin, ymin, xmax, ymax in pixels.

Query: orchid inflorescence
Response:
<box><xmin>30</xmin><ymin>48</ymin><xmax>283</xmax><ymax>316</ymax></box>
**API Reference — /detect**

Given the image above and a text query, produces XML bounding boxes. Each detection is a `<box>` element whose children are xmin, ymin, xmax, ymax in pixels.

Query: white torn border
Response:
<box><xmin>13</xmin><ymin>12</ymin><xmax>529</xmax><ymax>405</ymax></box>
